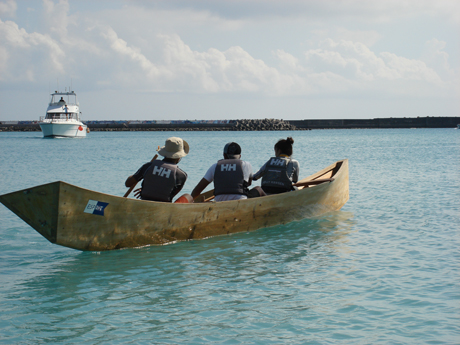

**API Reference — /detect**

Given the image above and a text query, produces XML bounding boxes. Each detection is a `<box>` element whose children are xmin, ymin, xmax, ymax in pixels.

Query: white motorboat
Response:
<box><xmin>39</xmin><ymin>91</ymin><xmax>88</xmax><ymax>138</ymax></box>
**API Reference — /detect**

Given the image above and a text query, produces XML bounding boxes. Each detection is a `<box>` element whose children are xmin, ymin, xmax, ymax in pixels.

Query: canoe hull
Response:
<box><xmin>0</xmin><ymin>160</ymin><xmax>349</xmax><ymax>251</ymax></box>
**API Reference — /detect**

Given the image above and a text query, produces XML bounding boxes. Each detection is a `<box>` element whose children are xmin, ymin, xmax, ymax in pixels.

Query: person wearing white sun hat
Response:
<box><xmin>125</xmin><ymin>137</ymin><xmax>189</xmax><ymax>202</ymax></box>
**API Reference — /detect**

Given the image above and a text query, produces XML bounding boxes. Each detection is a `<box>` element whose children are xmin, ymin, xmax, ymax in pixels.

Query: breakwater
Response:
<box><xmin>289</xmin><ymin>116</ymin><xmax>460</xmax><ymax>129</ymax></box>
<box><xmin>0</xmin><ymin>116</ymin><xmax>458</xmax><ymax>132</ymax></box>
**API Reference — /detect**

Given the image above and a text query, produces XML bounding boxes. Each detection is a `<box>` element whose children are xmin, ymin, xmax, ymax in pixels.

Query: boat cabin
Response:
<box><xmin>43</xmin><ymin>91</ymin><xmax>81</xmax><ymax>121</ymax></box>
<box><xmin>44</xmin><ymin>110</ymin><xmax>80</xmax><ymax>121</ymax></box>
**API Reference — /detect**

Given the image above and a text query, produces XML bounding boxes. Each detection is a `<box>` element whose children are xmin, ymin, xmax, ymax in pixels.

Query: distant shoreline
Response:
<box><xmin>1</xmin><ymin>116</ymin><xmax>459</xmax><ymax>132</ymax></box>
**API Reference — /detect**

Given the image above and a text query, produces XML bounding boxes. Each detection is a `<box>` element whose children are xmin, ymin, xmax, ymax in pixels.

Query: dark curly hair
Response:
<box><xmin>274</xmin><ymin>137</ymin><xmax>294</xmax><ymax>156</ymax></box>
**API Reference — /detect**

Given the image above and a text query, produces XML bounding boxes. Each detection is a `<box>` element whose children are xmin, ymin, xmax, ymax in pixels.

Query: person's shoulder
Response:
<box><xmin>241</xmin><ymin>160</ymin><xmax>253</xmax><ymax>173</ymax></box>
<box><xmin>203</xmin><ymin>163</ymin><xmax>217</xmax><ymax>182</ymax></box>
<box><xmin>139</xmin><ymin>161</ymin><xmax>154</xmax><ymax>171</ymax></box>
<box><xmin>258</xmin><ymin>160</ymin><xmax>268</xmax><ymax>168</ymax></box>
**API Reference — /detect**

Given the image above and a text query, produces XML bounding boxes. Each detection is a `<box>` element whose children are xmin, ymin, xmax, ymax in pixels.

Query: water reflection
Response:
<box><xmin>2</xmin><ymin>211</ymin><xmax>356</xmax><ymax>342</ymax></box>
<box><xmin>13</xmin><ymin>210</ymin><xmax>356</xmax><ymax>287</ymax></box>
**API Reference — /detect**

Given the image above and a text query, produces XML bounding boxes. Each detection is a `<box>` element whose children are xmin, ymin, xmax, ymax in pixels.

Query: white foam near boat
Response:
<box><xmin>39</xmin><ymin>91</ymin><xmax>88</xmax><ymax>138</ymax></box>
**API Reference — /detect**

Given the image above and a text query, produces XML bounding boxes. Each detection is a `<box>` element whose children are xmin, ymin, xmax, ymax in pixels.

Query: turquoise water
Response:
<box><xmin>0</xmin><ymin>129</ymin><xmax>459</xmax><ymax>344</ymax></box>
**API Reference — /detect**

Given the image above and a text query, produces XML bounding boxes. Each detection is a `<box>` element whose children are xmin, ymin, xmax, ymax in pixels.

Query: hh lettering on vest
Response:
<box><xmin>152</xmin><ymin>166</ymin><xmax>172</xmax><ymax>178</ymax></box>
<box><xmin>270</xmin><ymin>158</ymin><xmax>285</xmax><ymax>166</ymax></box>
<box><xmin>221</xmin><ymin>164</ymin><xmax>237</xmax><ymax>171</ymax></box>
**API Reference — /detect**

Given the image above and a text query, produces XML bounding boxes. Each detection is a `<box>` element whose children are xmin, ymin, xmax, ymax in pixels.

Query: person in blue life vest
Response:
<box><xmin>252</xmin><ymin>137</ymin><xmax>300</xmax><ymax>194</ymax></box>
<box><xmin>125</xmin><ymin>137</ymin><xmax>190</xmax><ymax>202</ymax></box>
<box><xmin>191</xmin><ymin>142</ymin><xmax>253</xmax><ymax>202</ymax></box>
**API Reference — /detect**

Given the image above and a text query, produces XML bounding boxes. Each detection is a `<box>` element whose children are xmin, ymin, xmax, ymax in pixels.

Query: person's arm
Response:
<box><xmin>125</xmin><ymin>162</ymin><xmax>150</xmax><ymax>187</ymax></box>
<box><xmin>243</xmin><ymin>161</ymin><xmax>253</xmax><ymax>186</ymax></box>
<box><xmin>252</xmin><ymin>161</ymin><xmax>267</xmax><ymax>181</ymax></box>
<box><xmin>125</xmin><ymin>175</ymin><xmax>138</xmax><ymax>187</ymax></box>
<box><xmin>191</xmin><ymin>164</ymin><xmax>215</xmax><ymax>200</ymax></box>
<box><xmin>171</xmin><ymin>184</ymin><xmax>185</xmax><ymax>200</ymax></box>
<box><xmin>191</xmin><ymin>178</ymin><xmax>211</xmax><ymax>200</ymax></box>
<box><xmin>170</xmin><ymin>169</ymin><xmax>187</xmax><ymax>200</ymax></box>
<box><xmin>292</xmin><ymin>160</ymin><xmax>300</xmax><ymax>183</ymax></box>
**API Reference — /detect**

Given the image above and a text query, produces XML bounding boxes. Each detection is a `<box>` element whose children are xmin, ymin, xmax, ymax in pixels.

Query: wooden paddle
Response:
<box><xmin>293</xmin><ymin>178</ymin><xmax>334</xmax><ymax>188</ymax></box>
<box><xmin>124</xmin><ymin>153</ymin><xmax>159</xmax><ymax>198</ymax></box>
<box><xmin>194</xmin><ymin>189</ymin><xmax>215</xmax><ymax>203</ymax></box>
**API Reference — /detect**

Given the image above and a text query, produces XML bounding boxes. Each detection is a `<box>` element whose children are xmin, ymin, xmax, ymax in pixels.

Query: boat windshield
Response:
<box><xmin>49</xmin><ymin>92</ymin><xmax>78</xmax><ymax>106</ymax></box>
<box><xmin>45</xmin><ymin>113</ymin><xmax>79</xmax><ymax>120</ymax></box>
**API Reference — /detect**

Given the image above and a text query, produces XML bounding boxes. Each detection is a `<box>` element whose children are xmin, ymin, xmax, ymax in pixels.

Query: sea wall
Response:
<box><xmin>0</xmin><ymin>116</ymin><xmax>458</xmax><ymax>132</ymax></box>
<box><xmin>289</xmin><ymin>117</ymin><xmax>460</xmax><ymax>129</ymax></box>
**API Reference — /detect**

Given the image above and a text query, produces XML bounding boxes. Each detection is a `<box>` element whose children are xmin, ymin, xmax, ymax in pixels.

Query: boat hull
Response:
<box><xmin>39</xmin><ymin>122</ymin><xmax>87</xmax><ymax>138</ymax></box>
<box><xmin>0</xmin><ymin>160</ymin><xmax>349</xmax><ymax>251</ymax></box>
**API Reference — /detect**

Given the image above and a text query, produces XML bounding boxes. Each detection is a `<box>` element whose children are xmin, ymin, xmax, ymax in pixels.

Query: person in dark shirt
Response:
<box><xmin>125</xmin><ymin>137</ymin><xmax>189</xmax><ymax>202</ymax></box>
<box><xmin>253</xmin><ymin>137</ymin><xmax>300</xmax><ymax>194</ymax></box>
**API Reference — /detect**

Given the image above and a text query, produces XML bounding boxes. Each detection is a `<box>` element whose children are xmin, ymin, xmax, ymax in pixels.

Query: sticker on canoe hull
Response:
<box><xmin>84</xmin><ymin>200</ymin><xmax>109</xmax><ymax>216</ymax></box>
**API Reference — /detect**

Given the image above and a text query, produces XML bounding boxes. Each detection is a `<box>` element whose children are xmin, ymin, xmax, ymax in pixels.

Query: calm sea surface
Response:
<box><xmin>0</xmin><ymin>129</ymin><xmax>459</xmax><ymax>344</ymax></box>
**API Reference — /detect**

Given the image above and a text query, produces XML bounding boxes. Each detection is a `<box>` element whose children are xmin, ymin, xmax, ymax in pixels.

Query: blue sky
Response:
<box><xmin>0</xmin><ymin>0</ymin><xmax>458</xmax><ymax>121</ymax></box>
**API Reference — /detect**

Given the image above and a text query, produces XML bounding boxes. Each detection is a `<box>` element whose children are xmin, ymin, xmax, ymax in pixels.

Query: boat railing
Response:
<box><xmin>50</xmin><ymin>91</ymin><xmax>78</xmax><ymax>105</ymax></box>
<box><xmin>40</xmin><ymin>113</ymin><xmax>81</xmax><ymax>122</ymax></box>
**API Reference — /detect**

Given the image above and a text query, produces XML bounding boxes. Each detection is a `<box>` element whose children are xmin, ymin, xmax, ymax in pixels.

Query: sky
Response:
<box><xmin>0</xmin><ymin>0</ymin><xmax>459</xmax><ymax>121</ymax></box>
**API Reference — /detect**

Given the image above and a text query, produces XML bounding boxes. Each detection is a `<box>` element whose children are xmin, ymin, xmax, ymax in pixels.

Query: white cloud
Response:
<box><xmin>304</xmin><ymin>38</ymin><xmax>447</xmax><ymax>88</ymax></box>
<box><xmin>380</xmin><ymin>52</ymin><xmax>441</xmax><ymax>83</ymax></box>
<box><xmin>101</xmin><ymin>26</ymin><xmax>160</xmax><ymax>78</ymax></box>
<box><xmin>42</xmin><ymin>0</ymin><xmax>70</xmax><ymax>37</ymax></box>
<box><xmin>1</xmin><ymin>19</ymin><xmax>30</xmax><ymax>48</ymax></box>
<box><xmin>96</xmin><ymin>31</ymin><xmax>305</xmax><ymax>95</ymax></box>
<box><xmin>421</xmin><ymin>39</ymin><xmax>454</xmax><ymax>78</ymax></box>
<box><xmin>1</xmin><ymin>12</ymin><xmax>453</xmax><ymax>98</ymax></box>
<box><xmin>274</xmin><ymin>50</ymin><xmax>301</xmax><ymax>72</ymax></box>
<box><xmin>0</xmin><ymin>0</ymin><xmax>458</xmax><ymax>120</ymax></box>
<box><xmin>0</xmin><ymin>0</ymin><xmax>16</xmax><ymax>17</ymax></box>
<box><xmin>153</xmin><ymin>35</ymin><xmax>312</xmax><ymax>95</ymax></box>
<box><xmin>0</xmin><ymin>19</ymin><xmax>65</xmax><ymax>81</ymax></box>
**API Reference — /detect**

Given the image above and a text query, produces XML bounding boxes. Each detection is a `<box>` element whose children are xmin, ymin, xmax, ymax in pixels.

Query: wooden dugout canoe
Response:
<box><xmin>0</xmin><ymin>159</ymin><xmax>349</xmax><ymax>251</ymax></box>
